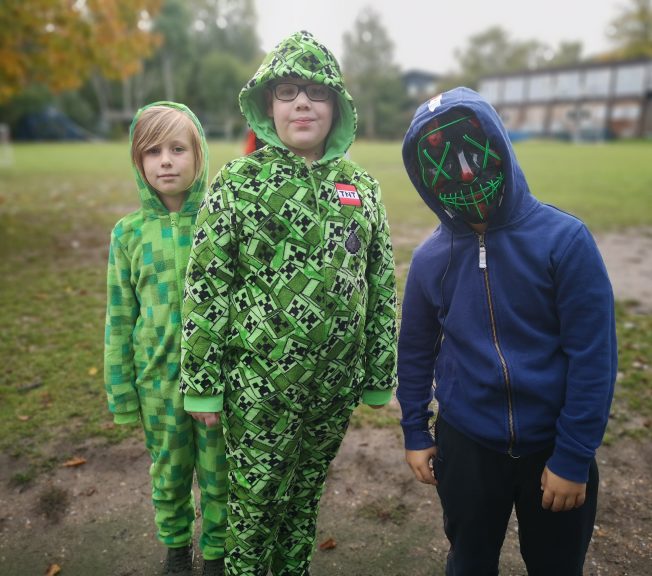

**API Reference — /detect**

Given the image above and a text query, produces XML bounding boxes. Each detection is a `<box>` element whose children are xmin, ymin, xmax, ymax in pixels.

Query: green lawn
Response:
<box><xmin>0</xmin><ymin>139</ymin><xmax>650</xmax><ymax>480</ymax></box>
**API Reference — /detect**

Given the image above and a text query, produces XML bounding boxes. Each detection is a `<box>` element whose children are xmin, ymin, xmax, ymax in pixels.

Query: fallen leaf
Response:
<box><xmin>17</xmin><ymin>415</ymin><xmax>30</xmax><ymax>421</ymax></box>
<box><xmin>318</xmin><ymin>537</ymin><xmax>337</xmax><ymax>550</ymax></box>
<box><xmin>45</xmin><ymin>564</ymin><xmax>61</xmax><ymax>576</ymax></box>
<box><xmin>17</xmin><ymin>380</ymin><xmax>43</xmax><ymax>393</ymax></box>
<box><xmin>87</xmin><ymin>366</ymin><xmax>98</xmax><ymax>376</ymax></box>
<box><xmin>62</xmin><ymin>457</ymin><xmax>87</xmax><ymax>468</ymax></box>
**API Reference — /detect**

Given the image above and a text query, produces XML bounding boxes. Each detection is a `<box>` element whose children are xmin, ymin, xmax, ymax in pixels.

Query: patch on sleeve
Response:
<box><xmin>345</xmin><ymin>230</ymin><xmax>361</xmax><ymax>254</ymax></box>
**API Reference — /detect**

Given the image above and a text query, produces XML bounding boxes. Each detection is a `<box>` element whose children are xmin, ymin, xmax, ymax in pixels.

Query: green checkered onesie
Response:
<box><xmin>180</xmin><ymin>32</ymin><xmax>398</xmax><ymax>575</ymax></box>
<box><xmin>104</xmin><ymin>101</ymin><xmax>227</xmax><ymax>559</ymax></box>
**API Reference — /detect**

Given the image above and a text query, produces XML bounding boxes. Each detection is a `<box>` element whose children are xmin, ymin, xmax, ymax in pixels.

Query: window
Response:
<box><xmin>555</xmin><ymin>71</ymin><xmax>581</xmax><ymax>99</ymax></box>
<box><xmin>614</xmin><ymin>65</ymin><xmax>646</xmax><ymax>96</ymax></box>
<box><xmin>527</xmin><ymin>74</ymin><xmax>553</xmax><ymax>101</ymax></box>
<box><xmin>479</xmin><ymin>79</ymin><xmax>502</xmax><ymax>104</ymax></box>
<box><xmin>503</xmin><ymin>78</ymin><xmax>526</xmax><ymax>103</ymax></box>
<box><xmin>584</xmin><ymin>68</ymin><xmax>611</xmax><ymax>97</ymax></box>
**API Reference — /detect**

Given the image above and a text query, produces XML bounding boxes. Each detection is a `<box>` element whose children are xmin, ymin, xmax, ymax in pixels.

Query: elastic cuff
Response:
<box><xmin>183</xmin><ymin>394</ymin><xmax>223</xmax><ymax>413</ymax></box>
<box><xmin>402</xmin><ymin>427</ymin><xmax>436</xmax><ymax>451</ymax></box>
<box><xmin>113</xmin><ymin>411</ymin><xmax>139</xmax><ymax>425</ymax></box>
<box><xmin>361</xmin><ymin>388</ymin><xmax>393</xmax><ymax>406</ymax></box>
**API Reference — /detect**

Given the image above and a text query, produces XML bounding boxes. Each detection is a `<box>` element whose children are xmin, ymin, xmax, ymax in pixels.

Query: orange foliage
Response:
<box><xmin>0</xmin><ymin>0</ymin><xmax>162</xmax><ymax>102</ymax></box>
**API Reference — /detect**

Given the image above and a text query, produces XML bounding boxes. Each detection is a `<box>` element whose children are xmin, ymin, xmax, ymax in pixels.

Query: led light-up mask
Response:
<box><xmin>416</xmin><ymin>108</ymin><xmax>504</xmax><ymax>224</ymax></box>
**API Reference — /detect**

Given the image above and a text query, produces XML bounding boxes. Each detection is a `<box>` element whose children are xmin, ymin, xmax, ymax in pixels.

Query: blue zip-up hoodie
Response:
<box><xmin>397</xmin><ymin>87</ymin><xmax>617</xmax><ymax>483</ymax></box>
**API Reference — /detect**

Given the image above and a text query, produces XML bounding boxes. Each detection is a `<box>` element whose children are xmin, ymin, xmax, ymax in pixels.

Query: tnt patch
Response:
<box><xmin>336</xmin><ymin>183</ymin><xmax>361</xmax><ymax>206</ymax></box>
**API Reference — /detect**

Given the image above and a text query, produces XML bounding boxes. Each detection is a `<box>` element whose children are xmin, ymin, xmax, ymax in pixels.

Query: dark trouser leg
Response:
<box><xmin>515</xmin><ymin>453</ymin><xmax>598</xmax><ymax>576</ymax></box>
<box><xmin>434</xmin><ymin>417</ymin><xmax>514</xmax><ymax>576</ymax></box>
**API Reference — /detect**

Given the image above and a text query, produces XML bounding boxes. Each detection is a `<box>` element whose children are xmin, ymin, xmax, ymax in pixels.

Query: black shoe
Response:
<box><xmin>163</xmin><ymin>545</ymin><xmax>193</xmax><ymax>576</ymax></box>
<box><xmin>202</xmin><ymin>558</ymin><xmax>225</xmax><ymax>576</ymax></box>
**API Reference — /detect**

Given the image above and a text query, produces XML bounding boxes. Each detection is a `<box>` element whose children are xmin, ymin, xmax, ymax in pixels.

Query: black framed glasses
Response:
<box><xmin>272</xmin><ymin>83</ymin><xmax>332</xmax><ymax>102</ymax></box>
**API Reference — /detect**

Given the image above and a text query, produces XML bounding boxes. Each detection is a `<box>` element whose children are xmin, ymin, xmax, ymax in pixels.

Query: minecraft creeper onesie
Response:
<box><xmin>180</xmin><ymin>32</ymin><xmax>398</xmax><ymax>576</ymax></box>
<box><xmin>104</xmin><ymin>101</ymin><xmax>227</xmax><ymax>559</ymax></box>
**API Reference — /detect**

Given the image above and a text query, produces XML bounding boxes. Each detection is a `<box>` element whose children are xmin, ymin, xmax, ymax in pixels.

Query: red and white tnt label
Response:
<box><xmin>335</xmin><ymin>183</ymin><xmax>361</xmax><ymax>206</ymax></box>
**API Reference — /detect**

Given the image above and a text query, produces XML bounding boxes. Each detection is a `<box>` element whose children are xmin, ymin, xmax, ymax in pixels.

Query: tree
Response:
<box><xmin>0</xmin><ymin>0</ymin><xmax>163</xmax><ymax>103</ymax></box>
<box><xmin>151</xmin><ymin>0</ymin><xmax>195</xmax><ymax>101</ymax></box>
<box><xmin>342</xmin><ymin>6</ymin><xmax>406</xmax><ymax>139</ymax></box>
<box><xmin>546</xmin><ymin>41</ymin><xmax>584</xmax><ymax>67</ymax></box>
<box><xmin>190</xmin><ymin>0</ymin><xmax>261</xmax><ymax>62</ymax></box>
<box><xmin>448</xmin><ymin>26</ymin><xmax>584</xmax><ymax>89</ymax></box>
<box><xmin>196</xmin><ymin>51</ymin><xmax>254</xmax><ymax>138</ymax></box>
<box><xmin>606</xmin><ymin>0</ymin><xmax>652</xmax><ymax>58</ymax></box>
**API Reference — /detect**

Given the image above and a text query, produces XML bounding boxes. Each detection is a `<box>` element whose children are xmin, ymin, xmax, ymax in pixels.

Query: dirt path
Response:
<box><xmin>594</xmin><ymin>228</ymin><xmax>652</xmax><ymax>313</ymax></box>
<box><xmin>1</xmin><ymin>229</ymin><xmax>650</xmax><ymax>576</ymax></box>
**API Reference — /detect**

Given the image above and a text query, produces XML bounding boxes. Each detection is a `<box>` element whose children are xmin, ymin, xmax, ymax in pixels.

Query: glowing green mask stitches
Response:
<box><xmin>417</xmin><ymin>109</ymin><xmax>504</xmax><ymax>224</ymax></box>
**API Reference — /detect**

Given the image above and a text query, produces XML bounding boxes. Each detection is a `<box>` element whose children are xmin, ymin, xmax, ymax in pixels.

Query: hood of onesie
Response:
<box><xmin>239</xmin><ymin>30</ymin><xmax>357</xmax><ymax>163</ymax></box>
<box><xmin>128</xmin><ymin>100</ymin><xmax>209</xmax><ymax>217</ymax></box>
<box><xmin>402</xmin><ymin>87</ymin><xmax>535</xmax><ymax>234</ymax></box>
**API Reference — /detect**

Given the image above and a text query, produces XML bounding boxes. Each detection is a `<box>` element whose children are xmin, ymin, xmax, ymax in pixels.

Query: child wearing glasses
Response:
<box><xmin>180</xmin><ymin>30</ymin><xmax>398</xmax><ymax>575</ymax></box>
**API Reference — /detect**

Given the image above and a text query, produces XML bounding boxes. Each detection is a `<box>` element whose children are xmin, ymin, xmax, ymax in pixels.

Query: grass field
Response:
<box><xmin>0</xmin><ymin>139</ymin><xmax>650</xmax><ymax>481</ymax></box>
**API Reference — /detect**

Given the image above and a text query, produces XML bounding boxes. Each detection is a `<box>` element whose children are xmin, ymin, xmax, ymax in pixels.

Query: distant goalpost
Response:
<box><xmin>0</xmin><ymin>123</ymin><xmax>13</xmax><ymax>167</ymax></box>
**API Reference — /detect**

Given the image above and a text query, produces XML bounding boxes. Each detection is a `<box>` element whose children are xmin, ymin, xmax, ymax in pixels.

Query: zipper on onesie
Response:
<box><xmin>478</xmin><ymin>233</ymin><xmax>487</xmax><ymax>269</ymax></box>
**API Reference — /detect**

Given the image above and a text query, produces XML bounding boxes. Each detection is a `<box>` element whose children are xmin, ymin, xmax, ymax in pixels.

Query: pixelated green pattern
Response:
<box><xmin>221</xmin><ymin>354</ymin><xmax>358</xmax><ymax>575</ymax></box>
<box><xmin>104</xmin><ymin>102</ymin><xmax>227</xmax><ymax>559</ymax></box>
<box><xmin>180</xmin><ymin>150</ymin><xmax>397</xmax><ymax>574</ymax></box>
<box><xmin>244</xmin><ymin>30</ymin><xmax>345</xmax><ymax>94</ymax></box>
<box><xmin>140</xmin><ymin>384</ymin><xmax>228</xmax><ymax>557</ymax></box>
<box><xmin>181</xmin><ymin>150</ymin><xmax>397</xmax><ymax>402</ymax></box>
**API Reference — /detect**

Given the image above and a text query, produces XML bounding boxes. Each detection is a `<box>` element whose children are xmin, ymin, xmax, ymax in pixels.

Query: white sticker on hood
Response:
<box><xmin>428</xmin><ymin>94</ymin><xmax>443</xmax><ymax>112</ymax></box>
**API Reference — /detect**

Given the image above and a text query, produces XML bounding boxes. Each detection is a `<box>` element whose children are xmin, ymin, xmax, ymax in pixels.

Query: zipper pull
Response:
<box><xmin>478</xmin><ymin>234</ymin><xmax>487</xmax><ymax>269</ymax></box>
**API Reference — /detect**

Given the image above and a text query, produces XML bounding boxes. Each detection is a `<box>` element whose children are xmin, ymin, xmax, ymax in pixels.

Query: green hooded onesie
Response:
<box><xmin>104</xmin><ymin>101</ymin><xmax>227</xmax><ymax>559</ymax></box>
<box><xmin>180</xmin><ymin>32</ymin><xmax>398</xmax><ymax>575</ymax></box>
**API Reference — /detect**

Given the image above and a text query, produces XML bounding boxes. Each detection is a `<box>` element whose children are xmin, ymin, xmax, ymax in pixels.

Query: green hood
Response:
<box><xmin>128</xmin><ymin>101</ymin><xmax>209</xmax><ymax>216</ymax></box>
<box><xmin>239</xmin><ymin>30</ymin><xmax>357</xmax><ymax>163</ymax></box>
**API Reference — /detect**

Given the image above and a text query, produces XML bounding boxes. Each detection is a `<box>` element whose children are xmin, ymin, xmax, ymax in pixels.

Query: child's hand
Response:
<box><xmin>405</xmin><ymin>447</ymin><xmax>437</xmax><ymax>485</ymax></box>
<box><xmin>188</xmin><ymin>411</ymin><xmax>221</xmax><ymax>428</ymax></box>
<box><xmin>540</xmin><ymin>466</ymin><xmax>586</xmax><ymax>512</ymax></box>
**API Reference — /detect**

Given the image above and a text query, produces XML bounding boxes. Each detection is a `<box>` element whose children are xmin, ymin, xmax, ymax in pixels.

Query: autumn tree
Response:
<box><xmin>606</xmin><ymin>0</ymin><xmax>652</xmax><ymax>58</ymax></box>
<box><xmin>0</xmin><ymin>0</ymin><xmax>162</xmax><ymax>103</ymax></box>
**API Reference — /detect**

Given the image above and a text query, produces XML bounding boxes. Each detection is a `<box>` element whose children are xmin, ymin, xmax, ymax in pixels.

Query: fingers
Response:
<box><xmin>204</xmin><ymin>412</ymin><xmax>221</xmax><ymax>428</ymax></box>
<box><xmin>543</xmin><ymin>492</ymin><xmax>581</xmax><ymax>512</ymax></box>
<box><xmin>414</xmin><ymin>462</ymin><xmax>437</xmax><ymax>485</ymax></box>
<box><xmin>187</xmin><ymin>411</ymin><xmax>221</xmax><ymax>427</ymax></box>
<box><xmin>405</xmin><ymin>448</ymin><xmax>437</xmax><ymax>486</ymax></box>
<box><xmin>541</xmin><ymin>466</ymin><xmax>587</xmax><ymax>512</ymax></box>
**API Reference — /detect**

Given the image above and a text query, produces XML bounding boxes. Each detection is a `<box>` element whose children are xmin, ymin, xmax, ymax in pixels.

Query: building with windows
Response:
<box><xmin>403</xmin><ymin>70</ymin><xmax>441</xmax><ymax>102</ymax></box>
<box><xmin>478</xmin><ymin>58</ymin><xmax>652</xmax><ymax>140</ymax></box>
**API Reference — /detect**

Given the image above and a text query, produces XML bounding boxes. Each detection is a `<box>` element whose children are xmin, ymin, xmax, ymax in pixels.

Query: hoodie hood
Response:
<box><xmin>129</xmin><ymin>100</ymin><xmax>208</xmax><ymax>217</ymax></box>
<box><xmin>402</xmin><ymin>87</ymin><xmax>536</xmax><ymax>234</ymax></box>
<box><xmin>239</xmin><ymin>30</ymin><xmax>357</xmax><ymax>163</ymax></box>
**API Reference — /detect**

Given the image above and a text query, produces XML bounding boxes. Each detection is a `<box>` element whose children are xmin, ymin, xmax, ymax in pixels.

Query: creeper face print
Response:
<box><xmin>416</xmin><ymin>109</ymin><xmax>504</xmax><ymax>224</ymax></box>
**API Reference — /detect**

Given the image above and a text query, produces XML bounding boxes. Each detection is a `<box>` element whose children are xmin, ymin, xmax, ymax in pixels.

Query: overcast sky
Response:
<box><xmin>254</xmin><ymin>0</ymin><xmax>621</xmax><ymax>74</ymax></box>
